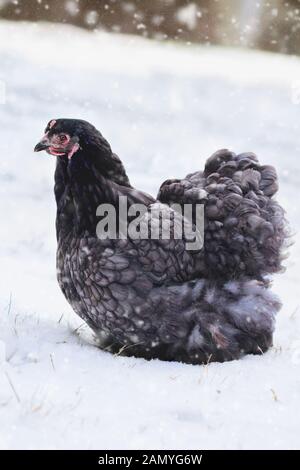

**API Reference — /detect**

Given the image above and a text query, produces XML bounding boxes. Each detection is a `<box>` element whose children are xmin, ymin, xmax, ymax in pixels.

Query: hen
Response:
<box><xmin>34</xmin><ymin>119</ymin><xmax>287</xmax><ymax>364</ymax></box>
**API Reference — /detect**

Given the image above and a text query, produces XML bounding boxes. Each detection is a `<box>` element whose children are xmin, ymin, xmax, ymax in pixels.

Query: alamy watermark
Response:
<box><xmin>95</xmin><ymin>197</ymin><xmax>204</xmax><ymax>250</ymax></box>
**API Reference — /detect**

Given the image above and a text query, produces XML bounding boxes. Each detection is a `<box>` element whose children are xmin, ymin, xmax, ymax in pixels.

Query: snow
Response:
<box><xmin>85</xmin><ymin>10</ymin><xmax>99</xmax><ymax>27</ymax></box>
<box><xmin>65</xmin><ymin>1</ymin><xmax>80</xmax><ymax>18</ymax></box>
<box><xmin>176</xmin><ymin>3</ymin><xmax>199</xmax><ymax>30</ymax></box>
<box><xmin>0</xmin><ymin>20</ymin><xmax>300</xmax><ymax>450</ymax></box>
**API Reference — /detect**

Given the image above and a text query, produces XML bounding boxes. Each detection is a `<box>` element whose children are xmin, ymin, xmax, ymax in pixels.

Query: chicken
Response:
<box><xmin>34</xmin><ymin>119</ymin><xmax>288</xmax><ymax>364</ymax></box>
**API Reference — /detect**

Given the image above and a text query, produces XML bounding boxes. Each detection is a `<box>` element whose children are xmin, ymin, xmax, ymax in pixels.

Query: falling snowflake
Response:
<box><xmin>65</xmin><ymin>0</ymin><xmax>80</xmax><ymax>17</ymax></box>
<box><xmin>122</xmin><ymin>2</ymin><xmax>135</xmax><ymax>14</ymax></box>
<box><xmin>152</xmin><ymin>15</ymin><xmax>165</xmax><ymax>27</ymax></box>
<box><xmin>85</xmin><ymin>10</ymin><xmax>99</xmax><ymax>27</ymax></box>
<box><xmin>176</xmin><ymin>3</ymin><xmax>199</xmax><ymax>30</ymax></box>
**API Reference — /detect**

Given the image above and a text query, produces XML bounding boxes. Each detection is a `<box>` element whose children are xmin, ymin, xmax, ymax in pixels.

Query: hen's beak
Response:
<box><xmin>34</xmin><ymin>138</ymin><xmax>50</xmax><ymax>152</ymax></box>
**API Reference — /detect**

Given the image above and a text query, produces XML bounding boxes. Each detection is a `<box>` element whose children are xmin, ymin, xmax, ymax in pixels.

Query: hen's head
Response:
<box><xmin>35</xmin><ymin>118</ymin><xmax>131</xmax><ymax>188</ymax></box>
<box><xmin>34</xmin><ymin>118</ymin><xmax>112</xmax><ymax>161</ymax></box>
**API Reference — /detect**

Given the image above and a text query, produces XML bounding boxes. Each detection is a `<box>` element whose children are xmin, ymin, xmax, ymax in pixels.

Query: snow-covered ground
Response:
<box><xmin>0</xmin><ymin>20</ymin><xmax>299</xmax><ymax>450</ymax></box>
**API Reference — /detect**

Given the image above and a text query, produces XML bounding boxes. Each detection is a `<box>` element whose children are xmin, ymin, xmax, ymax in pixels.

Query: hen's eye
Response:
<box><xmin>58</xmin><ymin>134</ymin><xmax>68</xmax><ymax>143</ymax></box>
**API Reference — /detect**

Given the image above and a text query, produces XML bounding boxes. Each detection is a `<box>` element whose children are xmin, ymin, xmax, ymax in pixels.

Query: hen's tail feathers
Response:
<box><xmin>178</xmin><ymin>278</ymin><xmax>280</xmax><ymax>363</ymax></box>
<box><xmin>158</xmin><ymin>149</ymin><xmax>290</xmax><ymax>279</ymax></box>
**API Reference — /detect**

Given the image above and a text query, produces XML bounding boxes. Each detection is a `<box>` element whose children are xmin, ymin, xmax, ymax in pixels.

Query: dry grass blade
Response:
<box><xmin>5</xmin><ymin>372</ymin><xmax>21</xmax><ymax>403</ymax></box>
<box><xmin>270</xmin><ymin>388</ymin><xmax>279</xmax><ymax>402</ymax></box>
<box><xmin>114</xmin><ymin>342</ymin><xmax>144</xmax><ymax>357</ymax></box>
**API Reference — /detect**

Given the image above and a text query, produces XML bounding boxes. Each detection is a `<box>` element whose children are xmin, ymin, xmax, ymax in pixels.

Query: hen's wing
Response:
<box><xmin>158</xmin><ymin>149</ymin><xmax>288</xmax><ymax>279</ymax></box>
<box><xmin>57</xmin><ymin>179</ymin><xmax>203</xmax><ymax>317</ymax></box>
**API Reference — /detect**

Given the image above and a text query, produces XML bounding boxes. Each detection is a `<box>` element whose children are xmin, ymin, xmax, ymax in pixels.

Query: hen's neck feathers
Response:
<box><xmin>54</xmin><ymin>147</ymin><xmax>154</xmax><ymax>239</ymax></box>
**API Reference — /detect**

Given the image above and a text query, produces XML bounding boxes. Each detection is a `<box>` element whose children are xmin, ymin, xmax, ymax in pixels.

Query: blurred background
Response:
<box><xmin>1</xmin><ymin>0</ymin><xmax>300</xmax><ymax>55</ymax></box>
